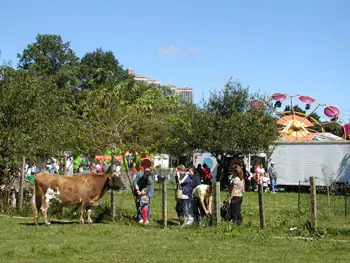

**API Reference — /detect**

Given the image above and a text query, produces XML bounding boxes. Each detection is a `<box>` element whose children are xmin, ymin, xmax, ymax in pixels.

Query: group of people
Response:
<box><xmin>174</xmin><ymin>164</ymin><xmax>213</xmax><ymax>226</ymax></box>
<box><xmin>239</xmin><ymin>162</ymin><xmax>278</xmax><ymax>194</ymax></box>
<box><xmin>133</xmin><ymin>163</ymin><xmax>215</xmax><ymax>226</ymax></box>
<box><xmin>133</xmin><ymin>161</ymin><xmax>278</xmax><ymax>226</ymax></box>
<box><xmin>174</xmin><ymin>162</ymin><xmax>246</xmax><ymax>226</ymax></box>
<box><xmin>24</xmin><ymin>162</ymin><xmax>66</xmax><ymax>178</ymax></box>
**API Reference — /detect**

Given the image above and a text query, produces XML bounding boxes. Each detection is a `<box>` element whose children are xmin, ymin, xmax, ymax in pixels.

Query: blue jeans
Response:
<box><xmin>177</xmin><ymin>199</ymin><xmax>193</xmax><ymax>218</ymax></box>
<box><xmin>271</xmin><ymin>179</ymin><xmax>277</xmax><ymax>193</ymax></box>
<box><xmin>187</xmin><ymin>198</ymin><xmax>194</xmax><ymax>218</ymax></box>
<box><xmin>192</xmin><ymin>197</ymin><xmax>206</xmax><ymax>224</ymax></box>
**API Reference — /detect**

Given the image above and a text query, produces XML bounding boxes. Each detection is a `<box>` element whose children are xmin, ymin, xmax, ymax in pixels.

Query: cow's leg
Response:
<box><xmin>87</xmin><ymin>207</ymin><xmax>93</xmax><ymax>224</ymax></box>
<box><xmin>32</xmin><ymin>195</ymin><xmax>39</xmax><ymax>225</ymax></box>
<box><xmin>80</xmin><ymin>204</ymin><xmax>85</xmax><ymax>224</ymax></box>
<box><xmin>38</xmin><ymin>190</ymin><xmax>51</xmax><ymax>225</ymax></box>
<box><xmin>40</xmin><ymin>201</ymin><xmax>50</xmax><ymax>226</ymax></box>
<box><xmin>32</xmin><ymin>184</ymin><xmax>40</xmax><ymax>225</ymax></box>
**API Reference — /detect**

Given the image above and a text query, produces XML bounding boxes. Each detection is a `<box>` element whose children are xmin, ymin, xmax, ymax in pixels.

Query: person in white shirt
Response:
<box><xmin>227</xmin><ymin>165</ymin><xmax>244</xmax><ymax>225</ymax></box>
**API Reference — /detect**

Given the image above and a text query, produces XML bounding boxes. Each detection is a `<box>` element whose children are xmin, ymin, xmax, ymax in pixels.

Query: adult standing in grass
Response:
<box><xmin>268</xmin><ymin>161</ymin><xmax>278</xmax><ymax>193</ymax></box>
<box><xmin>134</xmin><ymin>168</ymin><xmax>154</xmax><ymax>224</ymax></box>
<box><xmin>189</xmin><ymin>165</ymin><xmax>201</xmax><ymax>189</ymax></box>
<box><xmin>175</xmin><ymin>165</ymin><xmax>193</xmax><ymax>225</ymax></box>
<box><xmin>192</xmin><ymin>184</ymin><xmax>212</xmax><ymax>225</ymax></box>
<box><xmin>227</xmin><ymin>165</ymin><xmax>244</xmax><ymax>225</ymax></box>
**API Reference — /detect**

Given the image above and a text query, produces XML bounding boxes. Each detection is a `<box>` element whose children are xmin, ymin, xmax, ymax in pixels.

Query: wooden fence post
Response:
<box><xmin>63</xmin><ymin>154</ymin><xmax>67</xmax><ymax>175</ymax></box>
<box><xmin>345</xmin><ymin>184</ymin><xmax>348</xmax><ymax>218</ymax></box>
<box><xmin>212</xmin><ymin>181</ymin><xmax>221</xmax><ymax>226</ymax></box>
<box><xmin>258</xmin><ymin>183</ymin><xmax>265</xmax><ymax>229</ymax></box>
<box><xmin>17</xmin><ymin>156</ymin><xmax>25</xmax><ymax>213</ymax></box>
<box><xmin>162</xmin><ymin>179</ymin><xmax>167</xmax><ymax>228</ymax></box>
<box><xmin>111</xmin><ymin>190</ymin><xmax>116</xmax><ymax>220</ymax></box>
<box><xmin>310</xmin><ymin>176</ymin><xmax>317</xmax><ymax>231</ymax></box>
<box><xmin>110</xmin><ymin>156</ymin><xmax>116</xmax><ymax>220</ymax></box>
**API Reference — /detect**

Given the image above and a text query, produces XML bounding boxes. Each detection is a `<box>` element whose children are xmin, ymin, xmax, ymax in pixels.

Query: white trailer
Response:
<box><xmin>153</xmin><ymin>154</ymin><xmax>170</xmax><ymax>169</ymax></box>
<box><xmin>268</xmin><ymin>141</ymin><xmax>350</xmax><ymax>186</ymax></box>
<box><xmin>193</xmin><ymin>152</ymin><xmax>218</xmax><ymax>178</ymax></box>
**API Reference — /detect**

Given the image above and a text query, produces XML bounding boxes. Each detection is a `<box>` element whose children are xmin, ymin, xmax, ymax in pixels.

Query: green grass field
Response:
<box><xmin>1</xmin><ymin>189</ymin><xmax>350</xmax><ymax>262</ymax></box>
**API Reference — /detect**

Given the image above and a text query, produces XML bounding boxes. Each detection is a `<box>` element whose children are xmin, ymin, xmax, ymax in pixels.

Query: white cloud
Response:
<box><xmin>187</xmin><ymin>47</ymin><xmax>200</xmax><ymax>55</ymax></box>
<box><xmin>158</xmin><ymin>45</ymin><xmax>181</xmax><ymax>56</ymax></box>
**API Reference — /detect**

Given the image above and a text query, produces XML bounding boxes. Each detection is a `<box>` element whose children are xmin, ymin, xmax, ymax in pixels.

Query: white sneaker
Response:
<box><xmin>144</xmin><ymin>220</ymin><xmax>149</xmax><ymax>225</ymax></box>
<box><xmin>186</xmin><ymin>218</ymin><xmax>194</xmax><ymax>225</ymax></box>
<box><xmin>138</xmin><ymin>219</ymin><xmax>144</xmax><ymax>224</ymax></box>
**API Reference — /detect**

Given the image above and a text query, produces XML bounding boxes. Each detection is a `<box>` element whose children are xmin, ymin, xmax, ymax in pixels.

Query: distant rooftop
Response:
<box><xmin>314</xmin><ymin>132</ymin><xmax>345</xmax><ymax>141</ymax></box>
<box><xmin>127</xmin><ymin>68</ymin><xmax>193</xmax><ymax>103</ymax></box>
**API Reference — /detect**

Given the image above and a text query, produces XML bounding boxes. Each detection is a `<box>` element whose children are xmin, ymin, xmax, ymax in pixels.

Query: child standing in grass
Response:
<box><xmin>137</xmin><ymin>188</ymin><xmax>150</xmax><ymax>225</ymax></box>
<box><xmin>262</xmin><ymin>173</ymin><xmax>270</xmax><ymax>193</ymax></box>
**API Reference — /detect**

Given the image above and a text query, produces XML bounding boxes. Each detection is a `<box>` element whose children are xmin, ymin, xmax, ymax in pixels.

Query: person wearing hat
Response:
<box><xmin>134</xmin><ymin>168</ymin><xmax>154</xmax><ymax>224</ymax></box>
<box><xmin>267</xmin><ymin>161</ymin><xmax>278</xmax><ymax>193</ymax></box>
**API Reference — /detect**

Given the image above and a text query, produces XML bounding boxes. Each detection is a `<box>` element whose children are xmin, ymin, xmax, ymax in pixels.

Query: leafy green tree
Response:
<box><xmin>163</xmin><ymin>102</ymin><xmax>194</xmax><ymax>158</ymax></box>
<box><xmin>191</xmin><ymin>80</ymin><xmax>277</xmax><ymax>182</ymax></box>
<box><xmin>17</xmin><ymin>34</ymin><xmax>80</xmax><ymax>90</ymax></box>
<box><xmin>79</xmin><ymin>48</ymin><xmax>128</xmax><ymax>90</ymax></box>
<box><xmin>0</xmin><ymin>67</ymin><xmax>83</xmax><ymax>182</ymax></box>
<box><xmin>77</xmin><ymin>78</ymin><xmax>183</xmax><ymax>159</ymax></box>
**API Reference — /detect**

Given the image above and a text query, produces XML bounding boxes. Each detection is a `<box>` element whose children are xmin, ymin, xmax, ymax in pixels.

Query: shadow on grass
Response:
<box><xmin>155</xmin><ymin>219</ymin><xmax>182</xmax><ymax>226</ymax></box>
<box><xmin>19</xmin><ymin>219</ymin><xmax>84</xmax><ymax>226</ymax></box>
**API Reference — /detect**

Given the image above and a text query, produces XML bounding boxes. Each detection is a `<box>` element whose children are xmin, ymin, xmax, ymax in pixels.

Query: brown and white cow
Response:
<box><xmin>32</xmin><ymin>172</ymin><xmax>125</xmax><ymax>225</ymax></box>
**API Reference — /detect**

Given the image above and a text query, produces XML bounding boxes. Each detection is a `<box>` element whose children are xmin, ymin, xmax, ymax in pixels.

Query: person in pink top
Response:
<box><xmin>254</xmin><ymin>163</ymin><xmax>265</xmax><ymax>187</ymax></box>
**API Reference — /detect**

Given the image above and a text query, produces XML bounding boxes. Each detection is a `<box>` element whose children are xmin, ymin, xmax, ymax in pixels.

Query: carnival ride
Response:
<box><xmin>252</xmin><ymin>93</ymin><xmax>349</xmax><ymax>141</ymax></box>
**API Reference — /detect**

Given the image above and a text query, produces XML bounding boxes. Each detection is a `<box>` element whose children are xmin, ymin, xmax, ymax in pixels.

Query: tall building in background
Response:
<box><xmin>173</xmin><ymin>87</ymin><xmax>193</xmax><ymax>103</ymax></box>
<box><xmin>127</xmin><ymin>68</ymin><xmax>161</xmax><ymax>86</ymax></box>
<box><xmin>127</xmin><ymin>68</ymin><xmax>193</xmax><ymax>103</ymax></box>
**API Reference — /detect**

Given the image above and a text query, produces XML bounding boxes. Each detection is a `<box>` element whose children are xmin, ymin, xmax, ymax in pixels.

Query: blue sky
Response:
<box><xmin>1</xmin><ymin>0</ymin><xmax>349</xmax><ymax>121</ymax></box>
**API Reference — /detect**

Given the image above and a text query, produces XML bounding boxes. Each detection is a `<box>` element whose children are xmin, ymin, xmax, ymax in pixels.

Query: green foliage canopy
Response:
<box><xmin>192</xmin><ymin>80</ymin><xmax>277</xmax><ymax>158</ymax></box>
<box><xmin>0</xmin><ymin>67</ymin><xmax>81</xmax><ymax>177</ymax></box>
<box><xmin>79</xmin><ymin>48</ymin><xmax>128</xmax><ymax>90</ymax></box>
<box><xmin>17</xmin><ymin>34</ymin><xmax>80</xmax><ymax>90</ymax></box>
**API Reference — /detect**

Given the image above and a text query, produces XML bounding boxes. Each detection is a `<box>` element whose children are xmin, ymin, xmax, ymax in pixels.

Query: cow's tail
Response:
<box><xmin>32</xmin><ymin>178</ymin><xmax>40</xmax><ymax>225</ymax></box>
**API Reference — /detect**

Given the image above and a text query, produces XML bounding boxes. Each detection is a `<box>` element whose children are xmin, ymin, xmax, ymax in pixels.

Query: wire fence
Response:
<box><xmin>297</xmin><ymin>181</ymin><xmax>350</xmax><ymax>230</ymax></box>
<box><xmin>1</xmin><ymin>172</ymin><xmax>350</xmax><ymax>231</ymax></box>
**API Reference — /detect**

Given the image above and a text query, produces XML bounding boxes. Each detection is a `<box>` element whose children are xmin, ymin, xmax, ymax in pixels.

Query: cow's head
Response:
<box><xmin>108</xmin><ymin>173</ymin><xmax>125</xmax><ymax>191</ymax></box>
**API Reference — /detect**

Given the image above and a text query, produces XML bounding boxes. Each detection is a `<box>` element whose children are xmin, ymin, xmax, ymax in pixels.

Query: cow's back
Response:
<box><xmin>35</xmin><ymin>172</ymin><xmax>108</xmax><ymax>204</ymax></box>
